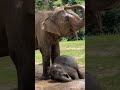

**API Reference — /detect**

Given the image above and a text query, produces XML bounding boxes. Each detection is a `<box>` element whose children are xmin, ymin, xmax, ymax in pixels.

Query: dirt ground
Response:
<box><xmin>35</xmin><ymin>63</ymin><xmax>85</xmax><ymax>90</ymax></box>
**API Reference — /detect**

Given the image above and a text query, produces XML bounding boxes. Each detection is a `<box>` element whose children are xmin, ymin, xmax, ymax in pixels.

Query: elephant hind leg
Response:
<box><xmin>77</xmin><ymin>68</ymin><xmax>84</xmax><ymax>79</ymax></box>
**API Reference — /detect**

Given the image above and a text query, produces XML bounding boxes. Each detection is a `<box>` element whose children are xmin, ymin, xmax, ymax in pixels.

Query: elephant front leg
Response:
<box><xmin>41</xmin><ymin>48</ymin><xmax>51</xmax><ymax>80</ymax></box>
<box><xmin>51</xmin><ymin>42</ymin><xmax>60</xmax><ymax>64</ymax></box>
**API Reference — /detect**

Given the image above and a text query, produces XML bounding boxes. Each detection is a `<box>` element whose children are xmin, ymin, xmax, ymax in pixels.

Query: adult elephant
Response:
<box><xmin>35</xmin><ymin>4</ymin><xmax>85</xmax><ymax>79</ymax></box>
<box><xmin>0</xmin><ymin>30</ymin><xmax>9</xmax><ymax>57</ymax></box>
<box><xmin>0</xmin><ymin>0</ymin><xmax>34</xmax><ymax>90</ymax></box>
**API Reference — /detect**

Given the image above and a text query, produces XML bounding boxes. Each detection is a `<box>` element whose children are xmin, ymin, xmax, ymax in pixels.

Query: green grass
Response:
<box><xmin>0</xmin><ymin>40</ymin><xmax>85</xmax><ymax>87</ymax></box>
<box><xmin>35</xmin><ymin>40</ymin><xmax>85</xmax><ymax>64</ymax></box>
<box><xmin>86</xmin><ymin>34</ymin><xmax>120</xmax><ymax>90</ymax></box>
<box><xmin>0</xmin><ymin>56</ymin><xmax>17</xmax><ymax>84</ymax></box>
<box><xmin>1</xmin><ymin>35</ymin><xmax>119</xmax><ymax>90</ymax></box>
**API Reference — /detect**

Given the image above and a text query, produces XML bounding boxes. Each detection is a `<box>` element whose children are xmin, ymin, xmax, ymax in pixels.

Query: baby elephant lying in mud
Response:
<box><xmin>48</xmin><ymin>55</ymin><xmax>84</xmax><ymax>82</ymax></box>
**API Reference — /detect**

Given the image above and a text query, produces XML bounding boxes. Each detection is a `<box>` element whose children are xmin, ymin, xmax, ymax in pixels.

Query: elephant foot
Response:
<box><xmin>40</xmin><ymin>75</ymin><xmax>50</xmax><ymax>80</ymax></box>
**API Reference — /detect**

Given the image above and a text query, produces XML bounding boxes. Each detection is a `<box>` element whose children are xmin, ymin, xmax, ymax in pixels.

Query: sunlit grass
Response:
<box><xmin>0</xmin><ymin>56</ymin><xmax>17</xmax><ymax>83</ymax></box>
<box><xmin>35</xmin><ymin>40</ymin><xmax>85</xmax><ymax>64</ymax></box>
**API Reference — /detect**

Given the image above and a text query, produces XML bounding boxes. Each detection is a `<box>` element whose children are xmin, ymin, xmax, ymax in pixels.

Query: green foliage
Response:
<box><xmin>54</xmin><ymin>0</ymin><xmax>63</xmax><ymax>7</ymax></box>
<box><xmin>35</xmin><ymin>0</ymin><xmax>62</xmax><ymax>10</ymax></box>
<box><xmin>78</xmin><ymin>30</ymin><xmax>85</xmax><ymax>40</ymax></box>
<box><xmin>35</xmin><ymin>0</ymin><xmax>47</xmax><ymax>10</ymax></box>
<box><xmin>86</xmin><ymin>9</ymin><xmax>120</xmax><ymax>35</ymax></box>
<box><xmin>35</xmin><ymin>0</ymin><xmax>85</xmax><ymax>10</ymax></box>
<box><xmin>62</xmin><ymin>0</ymin><xmax>84</xmax><ymax>5</ymax></box>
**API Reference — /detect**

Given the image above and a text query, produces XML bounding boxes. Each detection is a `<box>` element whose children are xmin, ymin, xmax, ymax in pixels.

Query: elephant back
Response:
<box><xmin>54</xmin><ymin>55</ymin><xmax>78</xmax><ymax>70</ymax></box>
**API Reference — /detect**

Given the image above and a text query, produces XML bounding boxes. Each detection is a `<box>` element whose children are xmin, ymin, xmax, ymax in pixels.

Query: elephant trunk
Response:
<box><xmin>56</xmin><ymin>73</ymin><xmax>72</xmax><ymax>82</ymax></box>
<box><xmin>64</xmin><ymin>4</ymin><xmax>85</xmax><ymax>29</ymax></box>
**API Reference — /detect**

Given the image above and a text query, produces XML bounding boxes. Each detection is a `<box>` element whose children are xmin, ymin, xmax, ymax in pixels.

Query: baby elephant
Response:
<box><xmin>48</xmin><ymin>55</ymin><xmax>84</xmax><ymax>82</ymax></box>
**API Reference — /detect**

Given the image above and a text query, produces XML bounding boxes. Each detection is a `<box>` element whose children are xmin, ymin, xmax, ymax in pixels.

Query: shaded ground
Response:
<box><xmin>86</xmin><ymin>35</ymin><xmax>120</xmax><ymax>90</ymax></box>
<box><xmin>0</xmin><ymin>56</ymin><xmax>17</xmax><ymax>90</ymax></box>
<box><xmin>0</xmin><ymin>84</ymin><xmax>17</xmax><ymax>90</ymax></box>
<box><xmin>35</xmin><ymin>63</ymin><xmax>85</xmax><ymax>90</ymax></box>
<box><xmin>0</xmin><ymin>41</ymin><xmax>85</xmax><ymax>90</ymax></box>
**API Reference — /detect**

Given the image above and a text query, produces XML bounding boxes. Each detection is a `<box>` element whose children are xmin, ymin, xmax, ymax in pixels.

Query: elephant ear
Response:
<box><xmin>42</xmin><ymin>17</ymin><xmax>61</xmax><ymax>36</ymax></box>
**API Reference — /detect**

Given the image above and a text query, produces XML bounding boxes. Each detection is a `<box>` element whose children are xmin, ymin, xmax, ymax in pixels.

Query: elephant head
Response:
<box><xmin>64</xmin><ymin>4</ymin><xmax>85</xmax><ymax>30</ymax></box>
<box><xmin>48</xmin><ymin>64</ymin><xmax>72</xmax><ymax>82</ymax></box>
<box><xmin>42</xmin><ymin>4</ymin><xmax>85</xmax><ymax>37</ymax></box>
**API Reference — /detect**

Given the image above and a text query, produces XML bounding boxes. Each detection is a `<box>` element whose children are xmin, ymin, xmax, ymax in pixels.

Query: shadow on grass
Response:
<box><xmin>86</xmin><ymin>35</ymin><xmax>120</xmax><ymax>90</ymax></box>
<box><xmin>0</xmin><ymin>56</ymin><xmax>17</xmax><ymax>89</ymax></box>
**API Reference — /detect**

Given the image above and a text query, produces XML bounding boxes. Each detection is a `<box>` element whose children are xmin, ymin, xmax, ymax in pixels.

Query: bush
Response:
<box><xmin>35</xmin><ymin>0</ymin><xmax>85</xmax><ymax>10</ymax></box>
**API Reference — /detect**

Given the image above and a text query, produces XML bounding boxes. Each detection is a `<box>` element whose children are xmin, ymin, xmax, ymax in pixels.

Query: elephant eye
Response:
<box><xmin>65</xmin><ymin>16</ymin><xmax>69</xmax><ymax>21</ymax></box>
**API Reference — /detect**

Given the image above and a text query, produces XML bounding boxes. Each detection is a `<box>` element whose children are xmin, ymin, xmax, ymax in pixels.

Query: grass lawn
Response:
<box><xmin>0</xmin><ymin>56</ymin><xmax>17</xmax><ymax>89</ymax></box>
<box><xmin>1</xmin><ymin>34</ymin><xmax>120</xmax><ymax>90</ymax></box>
<box><xmin>0</xmin><ymin>40</ymin><xmax>85</xmax><ymax>88</ymax></box>
<box><xmin>35</xmin><ymin>40</ymin><xmax>85</xmax><ymax>65</ymax></box>
<box><xmin>86</xmin><ymin>34</ymin><xmax>120</xmax><ymax>90</ymax></box>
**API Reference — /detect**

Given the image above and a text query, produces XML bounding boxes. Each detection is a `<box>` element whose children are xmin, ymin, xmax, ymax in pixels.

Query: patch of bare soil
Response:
<box><xmin>35</xmin><ymin>63</ymin><xmax>85</xmax><ymax>90</ymax></box>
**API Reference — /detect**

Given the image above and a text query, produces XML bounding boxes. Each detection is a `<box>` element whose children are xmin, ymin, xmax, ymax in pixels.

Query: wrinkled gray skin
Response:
<box><xmin>35</xmin><ymin>5</ymin><xmax>85</xmax><ymax>79</ymax></box>
<box><xmin>48</xmin><ymin>55</ymin><xmax>84</xmax><ymax>82</ymax></box>
<box><xmin>0</xmin><ymin>0</ymin><xmax>34</xmax><ymax>90</ymax></box>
